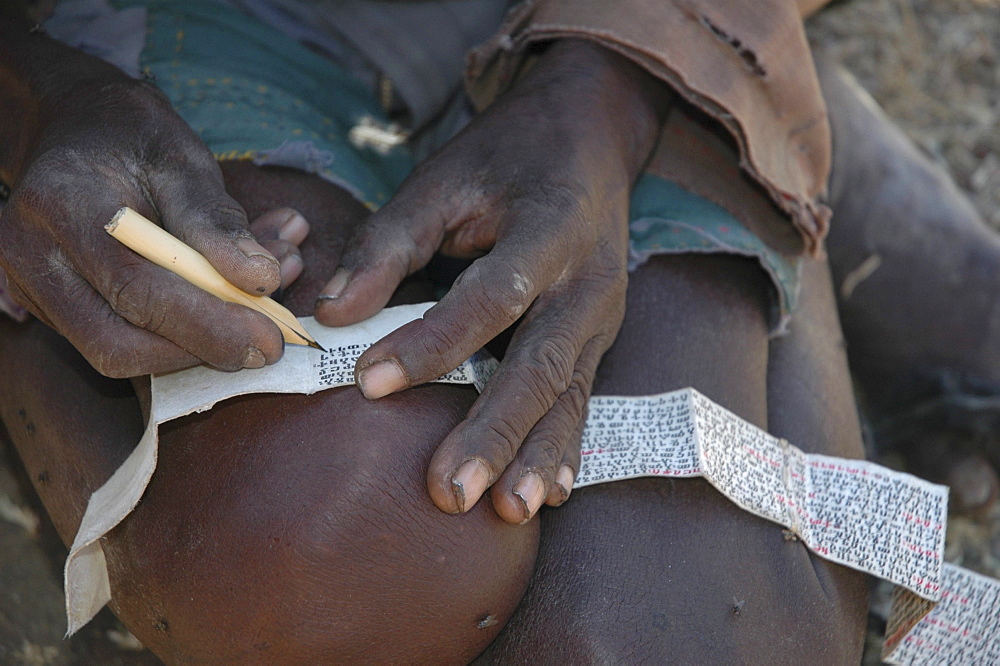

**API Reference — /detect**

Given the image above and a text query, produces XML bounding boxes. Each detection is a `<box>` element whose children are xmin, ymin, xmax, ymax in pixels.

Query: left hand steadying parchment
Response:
<box><xmin>315</xmin><ymin>40</ymin><xmax>672</xmax><ymax>524</ymax></box>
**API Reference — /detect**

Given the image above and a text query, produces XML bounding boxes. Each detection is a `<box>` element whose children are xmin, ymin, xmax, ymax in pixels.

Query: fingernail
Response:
<box><xmin>356</xmin><ymin>359</ymin><xmax>407</xmax><ymax>399</ymax></box>
<box><xmin>317</xmin><ymin>267</ymin><xmax>351</xmax><ymax>300</ymax></box>
<box><xmin>278</xmin><ymin>212</ymin><xmax>308</xmax><ymax>242</ymax></box>
<box><xmin>451</xmin><ymin>460</ymin><xmax>491</xmax><ymax>513</ymax></box>
<box><xmin>243</xmin><ymin>346</ymin><xmax>265</xmax><ymax>369</ymax></box>
<box><xmin>236</xmin><ymin>237</ymin><xmax>279</xmax><ymax>266</ymax></box>
<box><xmin>513</xmin><ymin>472</ymin><xmax>545</xmax><ymax>523</ymax></box>
<box><xmin>555</xmin><ymin>465</ymin><xmax>575</xmax><ymax>504</ymax></box>
<box><xmin>279</xmin><ymin>252</ymin><xmax>303</xmax><ymax>287</ymax></box>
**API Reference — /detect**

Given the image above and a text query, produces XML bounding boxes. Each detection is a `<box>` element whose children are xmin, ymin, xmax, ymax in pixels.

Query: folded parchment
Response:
<box><xmin>65</xmin><ymin>303</ymin><xmax>1000</xmax><ymax>662</ymax></box>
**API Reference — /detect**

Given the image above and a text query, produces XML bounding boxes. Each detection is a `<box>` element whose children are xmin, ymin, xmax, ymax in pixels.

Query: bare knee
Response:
<box><xmin>485</xmin><ymin>254</ymin><xmax>868</xmax><ymax>663</ymax></box>
<box><xmin>104</xmin><ymin>385</ymin><xmax>538</xmax><ymax>663</ymax></box>
<box><xmin>485</xmin><ymin>479</ymin><xmax>868</xmax><ymax>664</ymax></box>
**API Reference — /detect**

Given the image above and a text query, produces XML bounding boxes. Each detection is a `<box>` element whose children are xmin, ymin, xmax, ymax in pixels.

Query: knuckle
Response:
<box><xmin>187</xmin><ymin>198</ymin><xmax>247</xmax><ymax>235</ymax></box>
<box><xmin>72</xmin><ymin>80</ymin><xmax>178</xmax><ymax>148</ymax></box>
<box><xmin>479</xmin><ymin>282</ymin><xmax>526</xmax><ymax>321</ymax></box>
<box><xmin>524</xmin><ymin>437</ymin><xmax>562</xmax><ymax>469</ymax></box>
<box><xmin>104</xmin><ymin>85</ymin><xmax>204</xmax><ymax>154</ymax></box>
<box><xmin>523</xmin><ymin>367</ymin><xmax>592</xmax><ymax>467</ymax></box>
<box><xmin>382</xmin><ymin>225</ymin><xmax>423</xmax><ymax>274</ymax></box>
<box><xmin>509</xmin><ymin>179</ymin><xmax>586</xmax><ymax>218</ymax></box>
<box><xmin>521</xmin><ymin>336</ymin><xmax>576</xmax><ymax>405</ymax></box>
<box><xmin>584</xmin><ymin>241</ymin><xmax>628</xmax><ymax>289</ymax></box>
<box><xmin>13</xmin><ymin>152</ymin><xmax>90</xmax><ymax>215</ymax></box>
<box><xmin>457</xmin><ymin>260</ymin><xmax>532</xmax><ymax>321</ymax></box>
<box><xmin>104</xmin><ymin>265</ymin><xmax>156</xmax><ymax>328</ymax></box>
<box><xmin>416</xmin><ymin>321</ymin><xmax>462</xmax><ymax>370</ymax></box>
<box><xmin>104</xmin><ymin>79</ymin><xmax>173</xmax><ymax>116</ymax></box>
<box><xmin>477</xmin><ymin>416</ymin><xmax>524</xmax><ymax>463</ymax></box>
<box><xmin>562</xmin><ymin>373</ymin><xmax>591</xmax><ymax>418</ymax></box>
<box><xmin>531</xmin><ymin>385</ymin><xmax>588</xmax><ymax>453</ymax></box>
<box><xmin>561</xmin><ymin>440</ymin><xmax>583</xmax><ymax>467</ymax></box>
<box><xmin>506</xmin><ymin>179</ymin><xmax>594</xmax><ymax>245</ymax></box>
<box><xmin>347</xmin><ymin>221</ymin><xmax>416</xmax><ymax>275</ymax></box>
<box><xmin>407</xmin><ymin>155</ymin><xmax>448</xmax><ymax>184</ymax></box>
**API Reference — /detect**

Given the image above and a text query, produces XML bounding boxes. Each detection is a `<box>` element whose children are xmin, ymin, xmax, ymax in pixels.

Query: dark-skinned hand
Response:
<box><xmin>0</xmin><ymin>21</ymin><xmax>308</xmax><ymax>377</ymax></box>
<box><xmin>315</xmin><ymin>40</ymin><xmax>673</xmax><ymax>524</ymax></box>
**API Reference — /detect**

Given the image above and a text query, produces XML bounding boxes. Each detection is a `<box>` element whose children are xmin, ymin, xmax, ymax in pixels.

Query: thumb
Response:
<box><xmin>314</xmin><ymin>171</ymin><xmax>471</xmax><ymax>327</ymax></box>
<box><xmin>148</xmin><ymin>162</ymin><xmax>281</xmax><ymax>296</ymax></box>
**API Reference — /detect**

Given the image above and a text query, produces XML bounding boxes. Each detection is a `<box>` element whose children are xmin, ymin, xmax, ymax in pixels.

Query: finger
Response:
<box><xmin>3</xmin><ymin>178</ymin><xmax>284</xmax><ymax>373</ymax></box>
<box><xmin>313</xmin><ymin>167</ymin><xmax>478</xmax><ymax>327</ymax></box>
<box><xmin>489</xmin><ymin>338</ymin><xmax>600</xmax><ymax>523</ymax></box>
<box><xmin>16</xmin><ymin>262</ymin><xmax>202</xmax><ymax>376</ymax></box>
<box><xmin>57</xmin><ymin>235</ymin><xmax>285</xmax><ymax>372</ymax></box>
<box><xmin>545</xmin><ymin>413</ymin><xmax>585</xmax><ymax>507</ymax></box>
<box><xmin>351</xmin><ymin>242</ymin><xmax>561</xmax><ymax>400</ymax></box>
<box><xmin>547</xmin><ymin>453</ymin><xmax>580</xmax><ymax>507</ymax></box>
<box><xmin>257</xmin><ymin>239</ymin><xmax>304</xmax><ymax>290</ymax></box>
<box><xmin>250</xmin><ymin>209</ymin><xmax>309</xmax><ymax>290</ymax></box>
<box><xmin>148</xmin><ymin>158</ymin><xmax>282</xmax><ymax>296</ymax></box>
<box><xmin>248</xmin><ymin>207</ymin><xmax>310</xmax><ymax>246</ymax></box>
<box><xmin>424</xmin><ymin>288</ymin><xmax>606</xmax><ymax>515</ymax></box>
<box><xmin>69</xmin><ymin>294</ymin><xmax>204</xmax><ymax>378</ymax></box>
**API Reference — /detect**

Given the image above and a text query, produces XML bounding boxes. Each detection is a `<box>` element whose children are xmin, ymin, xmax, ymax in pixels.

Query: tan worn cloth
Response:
<box><xmin>466</xmin><ymin>0</ymin><xmax>833</xmax><ymax>257</ymax></box>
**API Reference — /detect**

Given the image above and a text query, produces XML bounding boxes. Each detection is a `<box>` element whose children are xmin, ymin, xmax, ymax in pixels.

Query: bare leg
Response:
<box><xmin>0</xmin><ymin>165</ymin><xmax>538</xmax><ymax>662</ymax></box>
<box><xmin>481</xmin><ymin>254</ymin><xmax>869</xmax><ymax>662</ymax></box>
<box><xmin>819</xmin><ymin>54</ymin><xmax>1000</xmax><ymax>512</ymax></box>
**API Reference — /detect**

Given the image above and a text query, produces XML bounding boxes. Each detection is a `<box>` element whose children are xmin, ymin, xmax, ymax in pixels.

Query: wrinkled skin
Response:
<box><xmin>0</xmin><ymin>15</ymin><xmax>670</xmax><ymax>522</ymax></box>
<box><xmin>0</xmin><ymin>30</ymin><xmax>292</xmax><ymax>376</ymax></box>
<box><xmin>0</xmin><ymin>162</ymin><xmax>869</xmax><ymax>662</ymax></box>
<box><xmin>314</xmin><ymin>40</ymin><xmax>673</xmax><ymax>524</ymax></box>
<box><xmin>2</xmin><ymin>161</ymin><xmax>541</xmax><ymax>662</ymax></box>
<box><xmin>480</xmin><ymin>253</ymin><xmax>869</xmax><ymax>663</ymax></box>
<box><xmin>2</xmin><ymin>5</ymin><xmax>997</xmax><ymax>662</ymax></box>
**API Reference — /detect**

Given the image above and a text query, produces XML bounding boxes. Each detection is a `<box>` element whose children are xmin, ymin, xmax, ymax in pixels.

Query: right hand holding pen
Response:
<box><xmin>0</xmin><ymin>59</ymin><xmax>304</xmax><ymax>377</ymax></box>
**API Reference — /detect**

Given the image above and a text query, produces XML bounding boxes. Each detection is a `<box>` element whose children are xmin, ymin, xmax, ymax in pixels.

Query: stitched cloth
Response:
<box><xmin>467</xmin><ymin>0</ymin><xmax>834</xmax><ymax>256</ymax></box>
<box><xmin>24</xmin><ymin>0</ymin><xmax>800</xmax><ymax>332</ymax></box>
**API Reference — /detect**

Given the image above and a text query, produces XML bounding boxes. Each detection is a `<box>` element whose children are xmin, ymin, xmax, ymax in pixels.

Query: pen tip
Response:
<box><xmin>309</xmin><ymin>340</ymin><xmax>328</xmax><ymax>353</ymax></box>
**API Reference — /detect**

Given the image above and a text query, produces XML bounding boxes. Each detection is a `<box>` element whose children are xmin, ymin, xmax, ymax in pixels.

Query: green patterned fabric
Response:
<box><xmin>629</xmin><ymin>174</ymin><xmax>799</xmax><ymax>333</ymax></box>
<box><xmin>111</xmin><ymin>0</ymin><xmax>412</xmax><ymax>209</ymax></box>
<box><xmin>109</xmin><ymin>0</ymin><xmax>798</xmax><ymax>332</ymax></box>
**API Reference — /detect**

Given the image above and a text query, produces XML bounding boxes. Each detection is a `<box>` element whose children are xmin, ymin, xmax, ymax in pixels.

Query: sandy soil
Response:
<box><xmin>1</xmin><ymin>0</ymin><xmax>998</xmax><ymax>663</ymax></box>
<box><xmin>809</xmin><ymin>0</ymin><xmax>1000</xmax><ymax>231</ymax></box>
<box><xmin>808</xmin><ymin>1</ymin><xmax>1000</xmax><ymax>660</ymax></box>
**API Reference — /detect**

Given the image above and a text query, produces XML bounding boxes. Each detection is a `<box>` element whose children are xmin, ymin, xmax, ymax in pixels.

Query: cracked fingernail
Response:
<box><xmin>236</xmin><ymin>237</ymin><xmax>279</xmax><ymax>266</ymax></box>
<box><xmin>317</xmin><ymin>267</ymin><xmax>351</xmax><ymax>301</ymax></box>
<box><xmin>278</xmin><ymin>211</ymin><xmax>308</xmax><ymax>242</ymax></box>
<box><xmin>452</xmin><ymin>459</ymin><xmax>491</xmax><ymax>513</ymax></box>
<box><xmin>243</xmin><ymin>346</ymin><xmax>265</xmax><ymax>369</ymax></box>
<box><xmin>513</xmin><ymin>472</ymin><xmax>545</xmax><ymax>523</ymax></box>
<box><xmin>356</xmin><ymin>359</ymin><xmax>406</xmax><ymax>399</ymax></box>
<box><xmin>555</xmin><ymin>465</ymin><xmax>575</xmax><ymax>504</ymax></box>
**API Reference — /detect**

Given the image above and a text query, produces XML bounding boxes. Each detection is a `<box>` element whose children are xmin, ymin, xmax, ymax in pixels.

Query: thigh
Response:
<box><xmin>0</xmin><ymin>165</ymin><xmax>538</xmax><ymax>663</ymax></box>
<box><xmin>482</xmin><ymin>254</ymin><xmax>869</xmax><ymax>663</ymax></box>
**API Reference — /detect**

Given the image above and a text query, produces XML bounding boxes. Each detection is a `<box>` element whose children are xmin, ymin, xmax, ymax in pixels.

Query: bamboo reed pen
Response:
<box><xmin>105</xmin><ymin>207</ymin><xmax>325</xmax><ymax>351</ymax></box>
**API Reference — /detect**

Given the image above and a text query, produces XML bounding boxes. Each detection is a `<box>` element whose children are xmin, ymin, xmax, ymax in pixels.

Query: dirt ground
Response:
<box><xmin>1</xmin><ymin>0</ymin><xmax>998</xmax><ymax>663</ymax></box>
<box><xmin>809</xmin><ymin>0</ymin><xmax>1000</xmax><ymax>661</ymax></box>
<box><xmin>810</xmin><ymin>0</ymin><xmax>1000</xmax><ymax>230</ymax></box>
